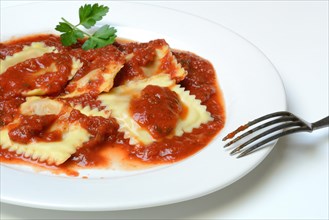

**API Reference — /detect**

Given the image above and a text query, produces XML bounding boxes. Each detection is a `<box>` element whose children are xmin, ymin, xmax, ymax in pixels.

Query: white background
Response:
<box><xmin>0</xmin><ymin>1</ymin><xmax>328</xmax><ymax>219</ymax></box>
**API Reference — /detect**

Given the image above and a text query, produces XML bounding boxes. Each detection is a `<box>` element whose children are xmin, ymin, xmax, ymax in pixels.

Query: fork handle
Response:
<box><xmin>312</xmin><ymin>116</ymin><xmax>329</xmax><ymax>130</ymax></box>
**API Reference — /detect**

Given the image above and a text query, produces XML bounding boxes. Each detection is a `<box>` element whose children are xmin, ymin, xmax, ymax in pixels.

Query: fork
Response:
<box><xmin>222</xmin><ymin>111</ymin><xmax>329</xmax><ymax>158</ymax></box>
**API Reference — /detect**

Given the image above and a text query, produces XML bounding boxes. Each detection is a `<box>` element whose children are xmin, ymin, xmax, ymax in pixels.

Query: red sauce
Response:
<box><xmin>130</xmin><ymin>85</ymin><xmax>183</xmax><ymax>139</ymax></box>
<box><xmin>61</xmin><ymin>92</ymin><xmax>104</xmax><ymax>109</ymax></box>
<box><xmin>175</xmin><ymin>51</ymin><xmax>218</xmax><ymax>103</ymax></box>
<box><xmin>65</xmin><ymin>45</ymin><xmax>125</xmax><ymax>94</ymax></box>
<box><xmin>8</xmin><ymin>115</ymin><xmax>61</xmax><ymax>144</ymax></box>
<box><xmin>64</xmin><ymin>109</ymin><xmax>119</xmax><ymax>167</ymax></box>
<box><xmin>113</xmin><ymin>40</ymin><xmax>158</xmax><ymax>85</ymax></box>
<box><xmin>128</xmin><ymin>51</ymin><xmax>226</xmax><ymax>162</ymax></box>
<box><xmin>114</xmin><ymin>39</ymin><xmax>179</xmax><ymax>86</ymax></box>
<box><xmin>0</xmin><ymin>34</ymin><xmax>225</xmax><ymax>176</ymax></box>
<box><xmin>222</xmin><ymin>124</ymin><xmax>248</xmax><ymax>141</ymax></box>
<box><xmin>0</xmin><ymin>53</ymin><xmax>74</xmax><ymax>99</ymax></box>
<box><xmin>0</xmin><ymin>97</ymin><xmax>25</xmax><ymax>126</ymax></box>
<box><xmin>69</xmin><ymin>109</ymin><xmax>119</xmax><ymax>145</ymax></box>
<box><xmin>0</xmin><ymin>34</ymin><xmax>65</xmax><ymax>59</ymax></box>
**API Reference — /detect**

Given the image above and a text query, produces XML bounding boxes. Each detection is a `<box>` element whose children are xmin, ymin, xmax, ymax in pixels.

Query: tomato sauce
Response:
<box><xmin>1</xmin><ymin>53</ymin><xmax>74</xmax><ymax>99</ymax></box>
<box><xmin>0</xmin><ymin>34</ymin><xmax>225</xmax><ymax>176</ymax></box>
<box><xmin>0</xmin><ymin>34</ymin><xmax>65</xmax><ymax>59</ymax></box>
<box><xmin>61</xmin><ymin>92</ymin><xmax>103</xmax><ymax>109</ymax></box>
<box><xmin>130</xmin><ymin>85</ymin><xmax>183</xmax><ymax>139</ymax></box>
<box><xmin>8</xmin><ymin>114</ymin><xmax>61</xmax><ymax>144</ymax></box>
<box><xmin>65</xmin><ymin>45</ymin><xmax>125</xmax><ymax>94</ymax></box>
<box><xmin>114</xmin><ymin>39</ymin><xmax>172</xmax><ymax>86</ymax></box>
<box><xmin>127</xmin><ymin>51</ymin><xmax>226</xmax><ymax>162</ymax></box>
<box><xmin>0</xmin><ymin>97</ymin><xmax>25</xmax><ymax>126</ymax></box>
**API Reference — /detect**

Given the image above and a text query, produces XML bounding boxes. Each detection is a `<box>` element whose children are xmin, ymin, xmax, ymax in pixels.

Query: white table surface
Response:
<box><xmin>0</xmin><ymin>1</ymin><xmax>328</xmax><ymax>219</ymax></box>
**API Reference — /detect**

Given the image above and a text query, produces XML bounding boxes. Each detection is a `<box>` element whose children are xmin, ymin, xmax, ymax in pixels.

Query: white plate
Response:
<box><xmin>0</xmin><ymin>2</ymin><xmax>286</xmax><ymax>211</ymax></box>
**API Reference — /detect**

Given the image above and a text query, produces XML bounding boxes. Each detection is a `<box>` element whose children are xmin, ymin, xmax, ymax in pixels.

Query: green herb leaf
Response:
<box><xmin>81</xmin><ymin>38</ymin><xmax>97</xmax><ymax>50</ymax></box>
<box><xmin>82</xmin><ymin>25</ymin><xmax>116</xmax><ymax>50</ymax></box>
<box><xmin>82</xmin><ymin>30</ymin><xmax>116</xmax><ymax>50</ymax></box>
<box><xmin>60</xmin><ymin>29</ymin><xmax>84</xmax><ymax>46</ymax></box>
<box><xmin>55</xmin><ymin>22</ymin><xmax>72</xmax><ymax>32</ymax></box>
<box><xmin>55</xmin><ymin>4</ymin><xmax>116</xmax><ymax>50</ymax></box>
<box><xmin>79</xmin><ymin>4</ymin><xmax>109</xmax><ymax>29</ymax></box>
<box><xmin>92</xmin><ymin>24</ymin><xmax>116</xmax><ymax>39</ymax></box>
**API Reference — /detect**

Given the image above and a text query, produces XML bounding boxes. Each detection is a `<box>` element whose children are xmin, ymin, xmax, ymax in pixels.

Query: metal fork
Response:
<box><xmin>222</xmin><ymin>111</ymin><xmax>329</xmax><ymax>158</ymax></box>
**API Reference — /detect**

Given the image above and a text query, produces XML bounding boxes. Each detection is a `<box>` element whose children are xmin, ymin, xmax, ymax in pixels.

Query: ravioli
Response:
<box><xmin>0</xmin><ymin>97</ymin><xmax>91</xmax><ymax>165</ymax></box>
<box><xmin>140</xmin><ymin>41</ymin><xmax>187</xmax><ymax>82</ymax></box>
<box><xmin>0</xmin><ymin>34</ymin><xmax>225</xmax><ymax>171</ymax></box>
<box><xmin>115</xmin><ymin>39</ymin><xmax>188</xmax><ymax>85</ymax></box>
<box><xmin>98</xmin><ymin>74</ymin><xmax>213</xmax><ymax>146</ymax></box>
<box><xmin>62</xmin><ymin>63</ymin><xmax>123</xmax><ymax>98</ymax></box>
<box><xmin>23</xmin><ymin>56</ymin><xmax>83</xmax><ymax>96</ymax></box>
<box><xmin>72</xmin><ymin>104</ymin><xmax>111</xmax><ymax>118</ymax></box>
<box><xmin>63</xmin><ymin>45</ymin><xmax>125</xmax><ymax>98</ymax></box>
<box><xmin>0</xmin><ymin>52</ymin><xmax>83</xmax><ymax>98</ymax></box>
<box><xmin>0</xmin><ymin>42</ymin><xmax>57</xmax><ymax>74</ymax></box>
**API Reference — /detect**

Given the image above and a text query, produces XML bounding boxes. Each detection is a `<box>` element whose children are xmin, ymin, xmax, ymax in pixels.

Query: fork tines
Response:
<box><xmin>222</xmin><ymin>111</ymin><xmax>310</xmax><ymax>158</ymax></box>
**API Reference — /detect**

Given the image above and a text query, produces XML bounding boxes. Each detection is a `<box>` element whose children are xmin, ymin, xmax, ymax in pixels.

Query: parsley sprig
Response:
<box><xmin>55</xmin><ymin>4</ymin><xmax>117</xmax><ymax>50</ymax></box>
